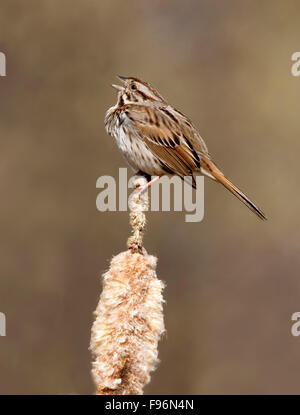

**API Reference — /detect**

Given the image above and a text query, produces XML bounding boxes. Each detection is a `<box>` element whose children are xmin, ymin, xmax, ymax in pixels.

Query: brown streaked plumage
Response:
<box><xmin>105</xmin><ymin>76</ymin><xmax>266</xmax><ymax>220</ymax></box>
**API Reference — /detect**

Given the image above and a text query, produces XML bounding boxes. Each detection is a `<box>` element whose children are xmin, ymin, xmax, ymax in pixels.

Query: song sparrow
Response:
<box><xmin>105</xmin><ymin>76</ymin><xmax>266</xmax><ymax>220</ymax></box>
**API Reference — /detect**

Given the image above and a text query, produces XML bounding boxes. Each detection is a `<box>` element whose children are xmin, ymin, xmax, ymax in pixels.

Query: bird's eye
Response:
<box><xmin>131</xmin><ymin>84</ymin><xmax>137</xmax><ymax>90</ymax></box>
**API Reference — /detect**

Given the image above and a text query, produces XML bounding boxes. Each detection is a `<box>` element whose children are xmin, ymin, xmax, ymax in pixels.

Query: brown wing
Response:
<box><xmin>126</xmin><ymin>104</ymin><xmax>207</xmax><ymax>185</ymax></box>
<box><xmin>123</xmin><ymin>104</ymin><xmax>266</xmax><ymax>220</ymax></box>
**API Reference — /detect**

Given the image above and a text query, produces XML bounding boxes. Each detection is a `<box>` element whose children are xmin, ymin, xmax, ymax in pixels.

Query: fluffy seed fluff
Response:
<box><xmin>90</xmin><ymin>176</ymin><xmax>165</xmax><ymax>395</ymax></box>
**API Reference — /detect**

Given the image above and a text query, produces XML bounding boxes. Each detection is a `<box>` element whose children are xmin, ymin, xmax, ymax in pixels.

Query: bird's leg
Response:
<box><xmin>132</xmin><ymin>172</ymin><xmax>161</xmax><ymax>198</ymax></box>
<box><xmin>138</xmin><ymin>175</ymin><xmax>161</xmax><ymax>195</ymax></box>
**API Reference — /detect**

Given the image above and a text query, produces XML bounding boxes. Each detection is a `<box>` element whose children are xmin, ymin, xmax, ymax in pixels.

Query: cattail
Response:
<box><xmin>90</xmin><ymin>176</ymin><xmax>165</xmax><ymax>395</ymax></box>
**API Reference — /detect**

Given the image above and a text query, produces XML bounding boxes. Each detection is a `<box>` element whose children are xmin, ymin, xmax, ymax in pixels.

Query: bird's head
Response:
<box><xmin>112</xmin><ymin>76</ymin><xmax>166</xmax><ymax>106</ymax></box>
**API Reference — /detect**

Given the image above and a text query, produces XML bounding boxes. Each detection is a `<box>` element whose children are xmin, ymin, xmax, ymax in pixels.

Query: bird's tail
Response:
<box><xmin>201</xmin><ymin>157</ymin><xmax>267</xmax><ymax>220</ymax></box>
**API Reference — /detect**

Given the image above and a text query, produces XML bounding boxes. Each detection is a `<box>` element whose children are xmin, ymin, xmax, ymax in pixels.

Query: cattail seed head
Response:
<box><xmin>90</xmin><ymin>176</ymin><xmax>165</xmax><ymax>395</ymax></box>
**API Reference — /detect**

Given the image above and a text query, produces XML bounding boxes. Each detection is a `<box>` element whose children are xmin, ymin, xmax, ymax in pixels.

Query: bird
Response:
<box><xmin>105</xmin><ymin>76</ymin><xmax>266</xmax><ymax>220</ymax></box>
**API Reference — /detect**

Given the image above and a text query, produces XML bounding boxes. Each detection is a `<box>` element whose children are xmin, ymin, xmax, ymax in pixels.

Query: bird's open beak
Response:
<box><xmin>111</xmin><ymin>75</ymin><xmax>127</xmax><ymax>91</ymax></box>
<box><xmin>117</xmin><ymin>75</ymin><xmax>127</xmax><ymax>82</ymax></box>
<box><xmin>111</xmin><ymin>84</ymin><xmax>124</xmax><ymax>91</ymax></box>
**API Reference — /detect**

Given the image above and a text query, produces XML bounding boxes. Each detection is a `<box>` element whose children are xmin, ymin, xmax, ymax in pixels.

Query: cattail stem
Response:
<box><xmin>90</xmin><ymin>176</ymin><xmax>165</xmax><ymax>395</ymax></box>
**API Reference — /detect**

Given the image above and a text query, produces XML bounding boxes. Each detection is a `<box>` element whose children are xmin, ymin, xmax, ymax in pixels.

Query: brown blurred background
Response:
<box><xmin>0</xmin><ymin>0</ymin><xmax>300</xmax><ymax>394</ymax></box>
